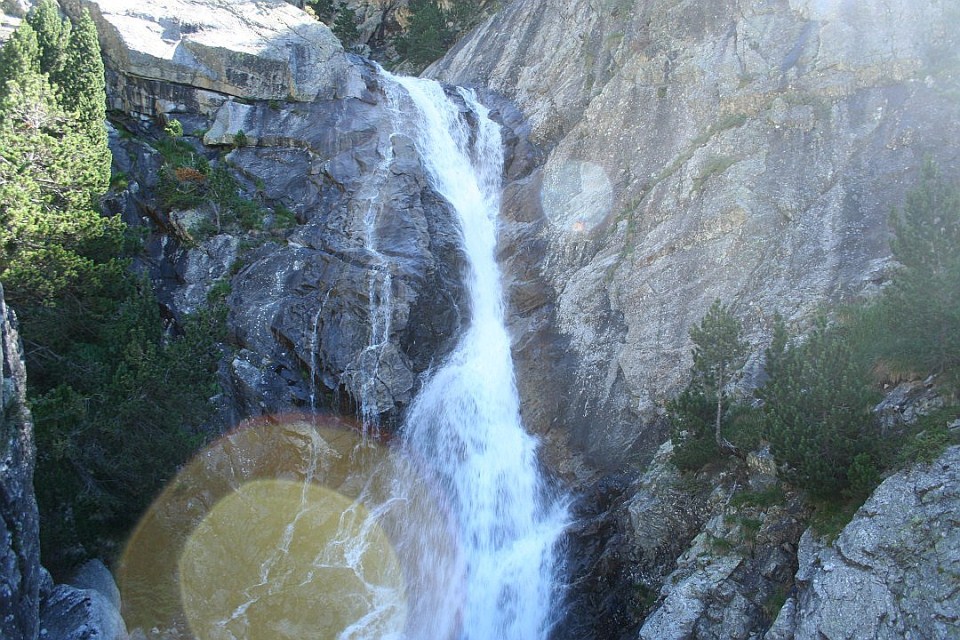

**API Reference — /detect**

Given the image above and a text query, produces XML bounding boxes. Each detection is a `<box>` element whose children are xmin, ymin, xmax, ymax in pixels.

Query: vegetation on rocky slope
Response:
<box><xmin>306</xmin><ymin>0</ymin><xmax>494</xmax><ymax>69</ymax></box>
<box><xmin>671</xmin><ymin>162</ymin><xmax>960</xmax><ymax>513</ymax></box>
<box><xmin>0</xmin><ymin>1</ymin><xmax>224</xmax><ymax>573</ymax></box>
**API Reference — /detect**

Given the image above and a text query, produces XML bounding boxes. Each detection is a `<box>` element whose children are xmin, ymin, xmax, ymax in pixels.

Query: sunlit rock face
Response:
<box><xmin>62</xmin><ymin>0</ymin><xmax>358</xmax><ymax>108</ymax></box>
<box><xmin>95</xmin><ymin>0</ymin><xmax>470</xmax><ymax>424</ymax></box>
<box><xmin>428</xmin><ymin>0</ymin><xmax>960</xmax><ymax>471</ymax></box>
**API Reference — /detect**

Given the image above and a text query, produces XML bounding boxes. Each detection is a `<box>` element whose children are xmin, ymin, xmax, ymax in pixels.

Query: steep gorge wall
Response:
<box><xmin>0</xmin><ymin>285</ymin><xmax>41</xmax><ymax>640</ymax></box>
<box><xmin>428</xmin><ymin>0</ymin><xmax>960</xmax><ymax>471</ymax></box>
<box><xmin>69</xmin><ymin>0</ymin><xmax>479</xmax><ymax>427</ymax></box>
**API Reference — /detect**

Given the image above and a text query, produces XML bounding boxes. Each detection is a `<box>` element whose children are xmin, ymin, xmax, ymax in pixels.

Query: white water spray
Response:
<box><xmin>381</xmin><ymin>73</ymin><xmax>570</xmax><ymax>640</ymax></box>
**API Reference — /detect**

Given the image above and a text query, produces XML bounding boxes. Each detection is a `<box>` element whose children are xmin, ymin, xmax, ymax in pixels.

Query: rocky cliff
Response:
<box><xmin>72</xmin><ymin>0</ymin><xmax>485</xmax><ymax>426</ymax></box>
<box><xmin>428</xmin><ymin>0</ymin><xmax>960</xmax><ymax>470</ymax></box>
<box><xmin>0</xmin><ymin>288</ymin><xmax>128</xmax><ymax>640</ymax></box>
<box><xmin>21</xmin><ymin>1</ymin><xmax>960</xmax><ymax>638</ymax></box>
<box><xmin>0</xmin><ymin>284</ymin><xmax>41</xmax><ymax>640</ymax></box>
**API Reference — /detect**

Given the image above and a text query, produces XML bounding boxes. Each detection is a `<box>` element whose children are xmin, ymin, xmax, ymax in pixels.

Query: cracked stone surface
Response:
<box><xmin>766</xmin><ymin>445</ymin><xmax>960</xmax><ymax>640</ymax></box>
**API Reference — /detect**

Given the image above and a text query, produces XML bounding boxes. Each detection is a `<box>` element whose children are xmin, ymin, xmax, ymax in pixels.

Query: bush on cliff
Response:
<box><xmin>669</xmin><ymin>299</ymin><xmax>754</xmax><ymax>469</ymax></box>
<box><xmin>757</xmin><ymin>317</ymin><xmax>881</xmax><ymax>498</ymax></box>
<box><xmin>871</xmin><ymin>161</ymin><xmax>960</xmax><ymax>385</ymax></box>
<box><xmin>0</xmin><ymin>4</ymin><xmax>223</xmax><ymax>572</ymax></box>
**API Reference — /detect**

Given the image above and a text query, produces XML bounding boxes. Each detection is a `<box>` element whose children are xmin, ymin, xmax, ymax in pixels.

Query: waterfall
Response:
<box><xmin>380</xmin><ymin>73</ymin><xmax>570</xmax><ymax>640</ymax></box>
<box><xmin>116</xmin><ymin>73</ymin><xmax>570</xmax><ymax>640</ymax></box>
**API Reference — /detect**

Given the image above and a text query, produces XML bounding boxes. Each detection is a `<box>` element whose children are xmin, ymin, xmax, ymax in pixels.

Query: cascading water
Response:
<box><xmin>379</xmin><ymin>73</ymin><xmax>570</xmax><ymax>640</ymax></box>
<box><xmin>118</xmin><ymin>72</ymin><xmax>570</xmax><ymax>640</ymax></box>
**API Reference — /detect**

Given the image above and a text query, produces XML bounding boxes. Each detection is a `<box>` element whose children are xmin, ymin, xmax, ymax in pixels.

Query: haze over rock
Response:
<box><xmin>428</xmin><ymin>0</ymin><xmax>960</xmax><ymax>469</ymax></box>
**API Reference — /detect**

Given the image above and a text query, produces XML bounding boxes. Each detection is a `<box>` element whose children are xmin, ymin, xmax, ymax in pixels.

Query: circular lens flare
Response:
<box><xmin>179</xmin><ymin>479</ymin><xmax>405</xmax><ymax>640</ymax></box>
<box><xmin>540</xmin><ymin>159</ymin><xmax>613</xmax><ymax>235</ymax></box>
<box><xmin>118</xmin><ymin>414</ymin><xmax>461</xmax><ymax>640</ymax></box>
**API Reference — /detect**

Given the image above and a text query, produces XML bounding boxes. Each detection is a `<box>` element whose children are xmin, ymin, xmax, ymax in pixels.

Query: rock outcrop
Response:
<box><xmin>0</xmin><ymin>283</ymin><xmax>42</xmax><ymax>640</ymax></box>
<box><xmin>428</xmin><ymin>0</ymin><xmax>960</xmax><ymax>469</ymax></box>
<box><xmin>93</xmin><ymin>0</ymin><xmax>476</xmax><ymax>425</ymax></box>
<box><xmin>40</xmin><ymin>560</ymin><xmax>128</xmax><ymax>640</ymax></box>
<box><xmin>767</xmin><ymin>446</ymin><xmax>960</xmax><ymax>640</ymax></box>
<box><xmin>62</xmin><ymin>0</ymin><xmax>357</xmax><ymax>105</ymax></box>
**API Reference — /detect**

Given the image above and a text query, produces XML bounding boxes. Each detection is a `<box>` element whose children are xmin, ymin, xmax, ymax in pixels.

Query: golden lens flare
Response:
<box><xmin>179</xmin><ymin>479</ymin><xmax>404</xmax><ymax>640</ymax></box>
<box><xmin>118</xmin><ymin>414</ymin><xmax>461</xmax><ymax>639</ymax></box>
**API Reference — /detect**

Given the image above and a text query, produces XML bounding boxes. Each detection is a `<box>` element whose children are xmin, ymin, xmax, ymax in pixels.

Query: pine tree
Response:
<box><xmin>669</xmin><ymin>299</ymin><xmax>748</xmax><ymax>467</ymax></box>
<box><xmin>758</xmin><ymin>317</ymin><xmax>879</xmax><ymax>497</ymax></box>
<box><xmin>53</xmin><ymin>8</ymin><xmax>107</xmax><ymax>153</ymax></box>
<box><xmin>332</xmin><ymin>5</ymin><xmax>361</xmax><ymax>47</ymax></box>
<box><xmin>27</xmin><ymin>0</ymin><xmax>70</xmax><ymax>78</ymax></box>
<box><xmin>0</xmin><ymin>22</ymin><xmax>41</xmax><ymax>104</ymax></box>
<box><xmin>396</xmin><ymin>0</ymin><xmax>452</xmax><ymax>66</ymax></box>
<box><xmin>689</xmin><ymin>299</ymin><xmax>748</xmax><ymax>455</ymax></box>
<box><xmin>0</xmin><ymin>13</ymin><xmax>222</xmax><ymax>570</ymax></box>
<box><xmin>879</xmin><ymin>161</ymin><xmax>960</xmax><ymax>377</ymax></box>
<box><xmin>307</xmin><ymin>0</ymin><xmax>335</xmax><ymax>24</ymax></box>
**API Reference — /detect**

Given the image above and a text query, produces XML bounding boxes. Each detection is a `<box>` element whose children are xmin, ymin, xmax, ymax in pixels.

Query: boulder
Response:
<box><xmin>62</xmin><ymin>0</ymin><xmax>358</xmax><ymax>106</ymax></box>
<box><xmin>39</xmin><ymin>560</ymin><xmax>127</xmax><ymax>640</ymax></box>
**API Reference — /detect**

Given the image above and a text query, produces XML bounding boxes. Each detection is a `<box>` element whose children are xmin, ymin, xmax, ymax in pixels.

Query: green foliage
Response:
<box><xmin>762</xmin><ymin>584</ymin><xmax>791</xmax><ymax>622</ymax></box>
<box><xmin>306</xmin><ymin>0</ymin><xmax>335</xmax><ymax>24</ymax></box>
<box><xmin>0</xmin><ymin>21</ymin><xmax>41</xmax><ymax>88</ymax></box>
<box><xmin>26</xmin><ymin>0</ymin><xmax>70</xmax><ymax>77</ymax></box>
<box><xmin>875</xmin><ymin>162</ymin><xmax>960</xmax><ymax>380</ymax></box>
<box><xmin>163</xmin><ymin>117</ymin><xmax>183</xmax><ymax>138</ymax></box>
<box><xmin>232</xmin><ymin>129</ymin><xmax>248</xmax><ymax>148</ymax></box>
<box><xmin>668</xmin><ymin>388</ymin><xmax>720</xmax><ymax>470</ymax></box>
<box><xmin>895</xmin><ymin>406</ymin><xmax>960</xmax><ymax>465</ymax></box>
<box><xmin>447</xmin><ymin>0</ymin><xmax>486</xmax><ymax>33</ymax></box>
<box><xmin>0</xmin><ymin>12</ymin><xmax>223</xmax><ymax>570</ymax></box>
<box><xmin>729</xmin><ymin>485</ymin><xmax>786</xmax><ymax>509</ymax></box>
<box><xmin>670</xmin><ymin>300</ymin><xmax>749</xmax><ymax>468</ymax></box>
<box><xmin>332</xmin><ymin>5</ymin><xmax>361</xmax><ymax>46</ymax></box>
<box><xmin>845</xmin><ymin>452</ymin><xmax>881</xmax><ymax>500</ymax></box>
<box><xmin>31</xmin><ymin>291</ymin><xmax>225</xmax><ymax>565</ymax></box>
<box><xmin>153</xmin><ymin>135</ymin><xmax>203</xmax><ymax>168</ymax></box>
<box><xmin>758</xmin><ymin>317</ymin><xmax>880</xmax><ymax>498</ymax></box>
<box><xmin>689</xmin><ymin>299</ymin><xmax>748</xmax><ymax>402</ymax></box>
<box><xmin>53</xmin><ymin>8</ymin><xmax>107</xmax><ymax>150</ymax></box>
<box><xmin>272</xmin><ymin>203</ymin><xmax>298</xmax><ymax>230</ymax></box>
<box><xmin>396</xmin><ymin>0</ymin><xmax>453</xmax><ymax>66</ymax></box>
<box><xmin>808</xmin><ymin>496</ymin><xmax>861</xmax><ymax>542</ymax></box>
<box><xmin>152</xmin><ymin>136</ymin><xmax>265</xmax><ymax>235</ymax></box>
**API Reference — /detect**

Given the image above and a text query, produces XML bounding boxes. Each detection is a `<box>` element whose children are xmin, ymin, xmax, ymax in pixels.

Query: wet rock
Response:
<box><xmin>559</xmin><ymin>443</ymin><xmax>709</xmax><ymax>640</ymax></box>
<box><xmin>91</xmin><ymin>0</ymin><xmax>478</xmax><ymax>428</ymax></box>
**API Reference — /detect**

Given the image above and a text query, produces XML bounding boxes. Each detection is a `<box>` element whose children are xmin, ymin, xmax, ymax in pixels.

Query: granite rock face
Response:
<box><xmin>62</xmin><ymin>0</ymin><xmax>357</xmax><ymax>106</ymax></box>
<box><xmin>429</xmin><ymin>0</ymin><xmax>960</xmax><ymax>469</ymax></box>
<box><xmin>0</xmin><ymin>284</ymin><xmax>41</xmax><ymax>640</ymax></box>
<box><xmin>97</xmin><ymin>1</ymin><xmax>474</xmax><ymax>426</ymax></box>
<box><xmin>767</xmin><ymin>446</ymin><xmax>960</xmax><ymax>640</ymax></box>
<box><xmin>40</xmin><ymin>560</ymin><xmax>128</xmax><ymax>640</ymax></box>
